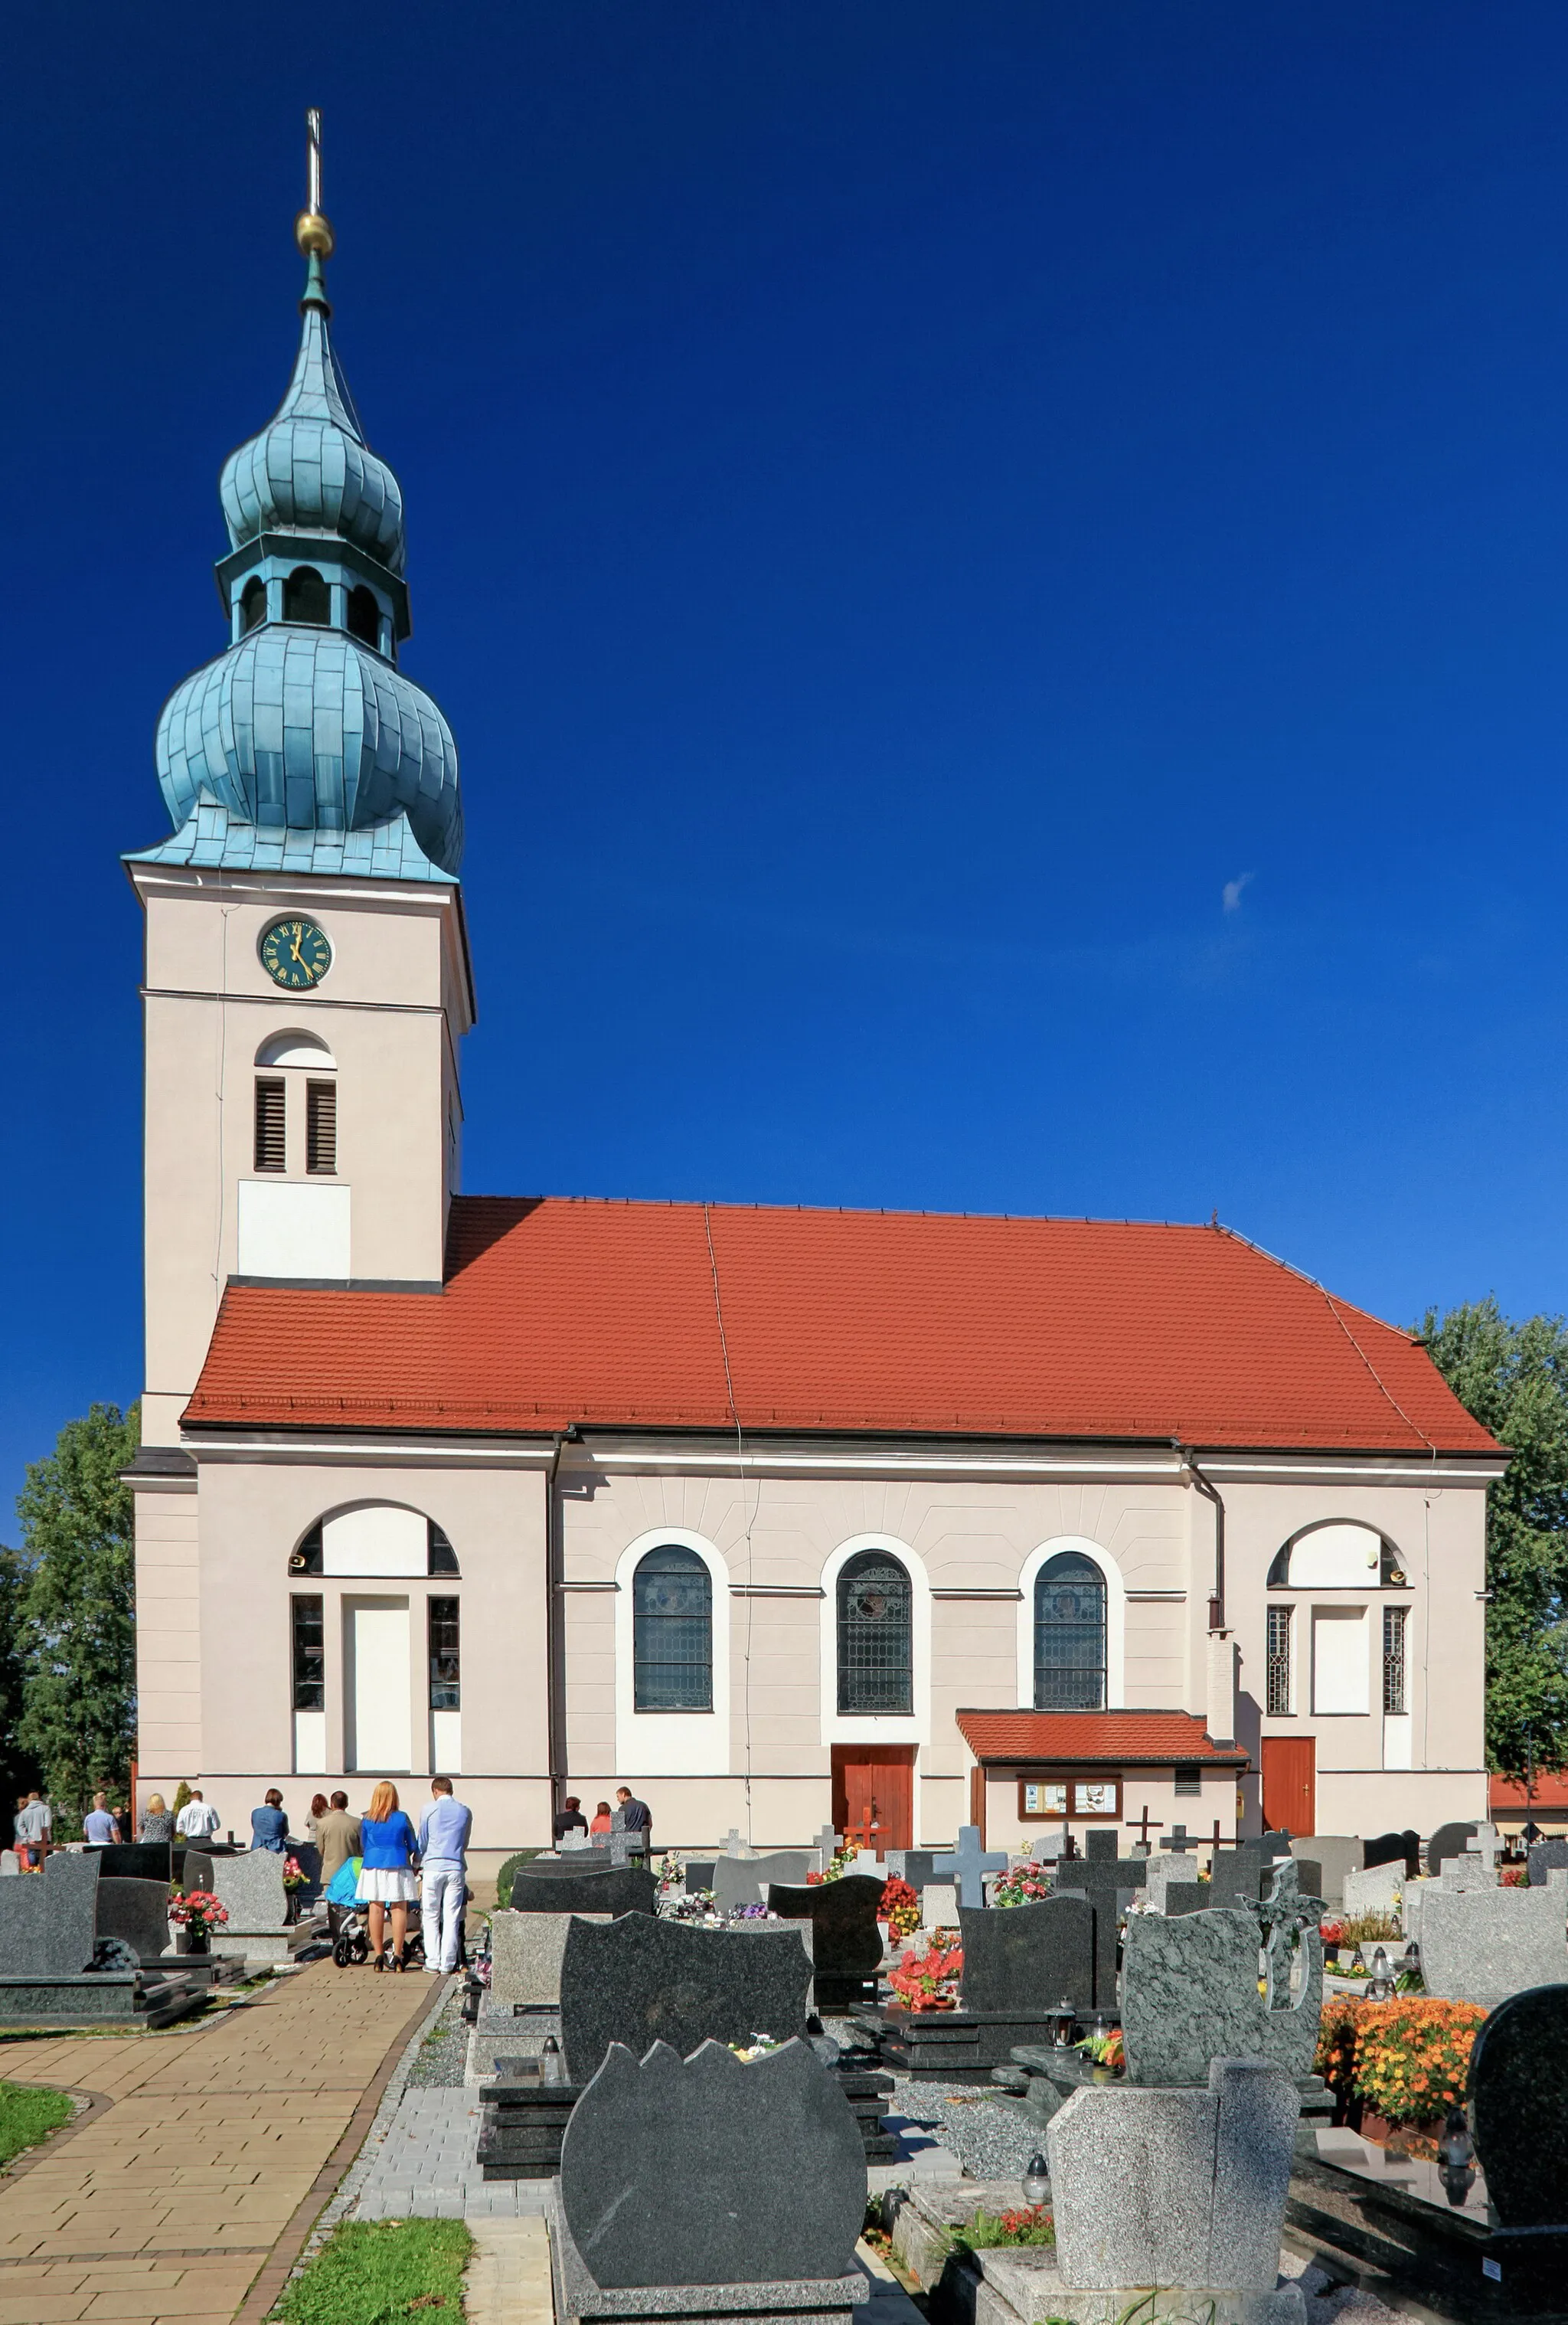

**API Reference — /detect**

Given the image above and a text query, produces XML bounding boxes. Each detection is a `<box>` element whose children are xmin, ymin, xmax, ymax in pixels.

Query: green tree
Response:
<box><xmin>0</xmin><ymin>1547</ymin><xmax>40</xmax><ymax>1810</ymax></box>
<box><xmin>1416</xmin><ymin>1300</ymin><xmax>1568</xmax><ymax>1778</ymax></box>
<box><xmin>11</xmin><ymin>1404</ymin><xmax>139</xmax><ymax>1817</ymax></box>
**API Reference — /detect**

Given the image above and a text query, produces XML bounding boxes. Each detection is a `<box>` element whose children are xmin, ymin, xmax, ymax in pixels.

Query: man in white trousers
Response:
<box><xmin>417</xmin><ymin>1776</ymin><xmax>472</xmax><ymax>1975</ymax></box>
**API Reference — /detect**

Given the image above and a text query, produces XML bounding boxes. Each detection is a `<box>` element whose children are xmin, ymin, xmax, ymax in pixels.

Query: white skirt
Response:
<box><xmin>355</xmin><ymin>1867</ymin><xmax>420</xmax><ymax>1904</ymax></box>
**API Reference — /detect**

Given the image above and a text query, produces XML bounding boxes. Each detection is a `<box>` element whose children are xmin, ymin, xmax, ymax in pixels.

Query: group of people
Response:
<box><xmin>11</xmin><ymin>1783</ymin><xmax>230</xmax><ymax>1866</ymax></box>
<box><xmin>552</xmin><ymin>1785</ymin><xmax>652</xmax><ymax>1847</ymax></box>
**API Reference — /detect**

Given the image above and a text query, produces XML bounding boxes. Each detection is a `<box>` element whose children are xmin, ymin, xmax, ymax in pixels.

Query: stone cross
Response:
<box><xmin>812</xmin><ymin>1823</ymin><xmax>838</xmax><ymax>1869</ymax></box>
<box><xmin>723</xmin><ymin>1829</ymin><xmax>750</xmax><ymax>1859</ymax></box>
<box><xmin>1256</xmin><ymin>1860</ymin><xmax>1325</xmax><ymax>2008</ymax></box>
<box><xmin>934</xmin><ymin>1825</ymin><xmax>1008</xmax><ymax>1911</ymax></box>
<box><xmin>1126</xmin><ymin>1803</ymin><xmax>1163</xmax><ymax>1849</ymax></box>
<box><xmin>1160</xmin><ymin>1824</ymin><xmax>1200</xmax><ymax>1859</ymax></box>
<box><xmin>1470</xmin><ymin>1824</ymin><xmax>1504</xmax><ymax>1876</ymax></box>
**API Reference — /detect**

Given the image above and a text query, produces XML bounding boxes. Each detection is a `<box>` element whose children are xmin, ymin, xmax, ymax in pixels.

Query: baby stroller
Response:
<box><xmin>326</xmin><ymin>1856</ymin><xmax>427</xmax><ymax>1970</ymax></box>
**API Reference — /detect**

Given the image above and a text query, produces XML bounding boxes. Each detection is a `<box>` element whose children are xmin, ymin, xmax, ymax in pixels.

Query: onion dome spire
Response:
<box><xmin>137</xmin><ymin>111</ymin><xmax>463</xmax><ymax>880</ymax></box>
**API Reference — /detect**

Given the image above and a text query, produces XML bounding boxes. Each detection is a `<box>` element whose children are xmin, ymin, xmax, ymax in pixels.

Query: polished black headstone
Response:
<box><xmin>959</xmin><ymin>1895</ymin><xmax>1096</xmax><ymax>2013</ymax></box>
<box><xmin>1057</xmin><ymin>1830</ymin><xmax>1146</xmax><ymax>1997</ymax></box>
<box><xmin>767</xmin><ymin>1875</ymin><xmax>884</xmax><ymax>1995</ymax></box>
<box><xmin>510</xmin><ymin>1861</ymin><xmax>655</xmax><ymax>1916</ymax></box>
<box><xmin>90</xmin><ymin>1843</ymin><xmax>172</xmax><ymax>1885</ymax></box>
<box><xmin>681</xmin><ymin>1859</ymin><xmax>717</xmax><ymax>1892</ymax></box>
<box><xmin>557</xmin><ymin>1912</ymin><xmax>813</xmax><ymax>2082</ymax></box>
<box><xmin>1469</xmin><ymin>1984</ymin><xmax>1568</xmax><ymax>2227</ymax></box>
<box><xmin>886</xmin><ymin>1850</ymin><xmax>942</xmax><ymax>1892</ymax></box>
<box><xmin>180</xmin><ymin>1850</ymin><xmax>215</xmax><ymax>1896</ymax></box>
<box><xmin>95</xmin><ymin>1879</ymin><xmax>174</xmax><ymax>1964</ymax></box>
<box><xmin>0</xmin><ymin>1850</ymin><xmax>100</xmax><ymax>1976</ymax></box>
<box><xmin>559</xmin><ymin>2038</ymin><xmax>865</xmax><ymax>2288</ymax></box>
<box><xmin>1426</xmin><ymin>1821</ymin><xmax>1479</xmax><ymax>1876</ymax></box>
<box><xmin>1363</xmin><ymin>1830</ymin><xmax>1421</xmax><ymax>1875</ymax></box>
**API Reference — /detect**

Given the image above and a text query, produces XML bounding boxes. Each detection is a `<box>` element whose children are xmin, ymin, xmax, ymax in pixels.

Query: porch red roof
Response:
<box><xmin>956</xmin><ymin>1709</ymin><xmax>1248</xmax><ymax>1767</ymax></box>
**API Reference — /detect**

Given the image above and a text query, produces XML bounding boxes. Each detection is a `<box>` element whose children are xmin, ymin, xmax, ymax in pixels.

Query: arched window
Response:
<box><xmin>240</xmin><ymin>577</ymin><xmax>266</xmax><ymax>633</ymax></box>
<box><xmin>1266</xmin><ymin>1523</ymin><xmax>1399</xmax><ymax>1588</ymax></box>
<box><xmin>837</xmin><ymin>1550</ymin><xmax>912</xmax><ymax>1714</ymax></box>
<box><xmin>429</xmin><ymin>1522</ymin><xmax>459</xmax><ymax>1577</ymax></box>
<box><xmin>1034</xmin><ymin>1552</ymin><xmax>1106</xmax><ymax>1709</ymax></box>
<box><xmin>348</xmin><ymin>584</ymin><xmax>381</xmax><ymax>646</ymax></box>
<box><xmin>283</xmin><ymin>566</ymin><xmax>330</xmax><ymax>624</ymax></box>
<box><xmin>632</xmin><ymin>1544</ymin><xmax>712</xmax><ymax>1710</ymax></box>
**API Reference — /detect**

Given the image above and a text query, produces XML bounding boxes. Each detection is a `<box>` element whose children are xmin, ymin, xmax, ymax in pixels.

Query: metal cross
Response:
<box><xmin>1125</xmin><ymin>1804</ymin><xmax>1164</xmax><ymax>1849</ymax></box>
<box><xmin>934</xmin><ymin>1825</ymin><xmax>1008</xmax><ymax>1911</ymax></box>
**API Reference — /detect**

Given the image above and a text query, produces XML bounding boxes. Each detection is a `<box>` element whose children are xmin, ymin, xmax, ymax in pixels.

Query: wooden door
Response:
<box><xmin>831</xmin><ymin>1745</ymin><xmax>916</xmax><ymax>1849</ymax></box>
<box><xmin>1261</xmin><ymin>1736</ymin><xmax>1315</xmax><ymax>1836</ymax></box>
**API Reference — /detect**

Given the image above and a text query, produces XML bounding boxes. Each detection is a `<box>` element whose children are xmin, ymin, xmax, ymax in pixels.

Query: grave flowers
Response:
<box><xmin>807</xmin><ymin>1841</ymin><xmax>858</xmax><ymax>1885</ymax></box>
<box><xmin>990</xmin><ymin>1860</ymin><xmax>1051</xmax><ymax>1908</ymax></box>
<box><xmin>657</xmin><ymin>1851</ymin><xmax>684</xmax><ymax>1892</ymax></box>
<box><xmin>1073</xmin><ymin>2025</ymin><xmax>1124</xmax><ymax>2076</ymax></box>
<box><xmin>167</xmin><ymin>1887</ymin><xmax>229</xmax><ymax>1951</ymax></box>
<box><xmin>1315</xmin><ymin>1996</ymin><xmax>1486</xmax><ymax>2134</ymax></box>
<box><xmin>879</xmin><ymin>1877</ymin><xmax>920</xmax><ymax>1937</ymax></box>
<box><xmin>889</xmin><ymin>1941</ymin><xmax>962</xmax><ymax>2010</ymax></box>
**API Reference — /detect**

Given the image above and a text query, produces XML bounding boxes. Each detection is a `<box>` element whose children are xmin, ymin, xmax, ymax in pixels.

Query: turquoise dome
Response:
<box><xmin>219</xmin><ymin>257</ymin><xmax>406</xmax><ymax>574</ymax></box>
<box><xmin>155</xmin><ymin>624</ymin><xmax>462</xmax><ymax>875</ymax></box>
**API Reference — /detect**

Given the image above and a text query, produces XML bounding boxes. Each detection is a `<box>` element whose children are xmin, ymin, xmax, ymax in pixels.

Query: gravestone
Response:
<box><xmin>1142</xmin><ymin>1827</ymin><xmax>1207</xmax><ymax>1917</ymax></box>
<box><xmin>681</xmin><ymin>1859</ymin><xmax>717</xmax><ymax>1894</ymax></box>
<box><xmin>0</xmin><ymin>1852</ymin><xmax>200</xmax><ymax>2026</ymax></box>
<box><xmin>90</xmin><ymin>1843</ymin><xmax>174</xmax><ymax>1885</ymax></box>
<box><xmin>710</xmin><ymin>1852</ymin><xmax>812</xmax><ymax>1916</ymax></box>
<box><xmin>1207</xmin><ymin>1833</ymin><xmax>1297</xmax><ymax>1911</ymax></box>
<box><xmin>488</xmin><ymin>1909</ymin><xmax>612</xmax><ymax>2008</ymax></box>
<box><xmin>0</xmin><ymin>1853</ymin><xmax>15</xmax><ymax>1878</ymax></box>
<box><xmin>1341</xmin><ymin>1859</ymin><xmax>1403</xmax><ymax>1920</ymax></box>
<box><xmin>920</xmin><ymin>1882</ymin><xmax>958</xmax><ymax>1928</ymax></box>
<box><xmin>1047</xmin><ymin>2058</ymin><xmax>1301</xmax><ymax>2304</ymax></box>
<box><xmin>1426</xmin><ymin>1820</ymin><xmax>1478</xmax><ymax>1875</ymax></box>
<box><xmin>933</xmin><ymin>1826</ymin><xmax>1007</xmax><ymax>1911</ymax></box>
<box><xmin>1468</xmin><ymin>1983</ymin><xmax>1568</xmax><ymax>2265</ymax></box>
<box><xmin>886</xmin><ymin>1849</ymin><xmax>941</xmax><ymax>1892</ymax></box>
<box><xmin>766</xmin><ymin>1875</ymin><xmax>884</xmax><ymax>2004</ymax></box>
<box><xmin>558</xmin><ymin>1914</ymin><xmax>814</xmax><ymax>2082</ymax></box>
<box><xmin>1363</xmin><ymin>1827</ymin><xmax>1420</xmax><ymax>1875</ymax></box>
<box><xmin>1120</xmin><ymin>1907</ymin><xmax>1322</xmax><ymax>2086</ymax></box>
<box><xmin>208</xmin><ymin>1849</ymin><xmax>293</xmax><ymax>1959</ymax></box>
<box><xmin>1416</xmin><ymin>1865</ymin><xmax>1568</xmax><ymax>2009</ymax></box>
<box><xmin>557</xmin><ymin>1829</ymin><xmax>593</xmax><ymax>1852</ymax></box>
<box><xmin>723</xmin><ymin>1829</ymin><xmax>752</xmax><ymax>1858</ymax></box>
<box><xmin>1527</xmin><ymin>1836</ymin><xmax>1568</xmax><ymax>1886</ymax></box>
<box><xmin>0</xmin><ymin>1850</ymin><xmax>99</xmax><ymax>1977</ymax></box>
<box><xmin>552</xmin><ymin>2038</ymin><xmax>865</xmax><ymax>2315</ymax></box>
<box><xmin>1062</xmin><ymin>1830</ymin><xmax>1148</xmax><ymax>1999</ymax></box>
<box><xmin>1293</xmin><ymin>1835</ymin><xmax>1359</xmax><ymax>1907</ymax></box>
<box><xmin>511</xmin><ymin>1860</ymin><xmax>655</xmax><ymax>1917</ymax></box>
<box><xmin>959</xmin><ymin>1894</ymin><xmax>1096</xmax><ymax>2014</ymax></box>
<box><xmin>811</xmin><ymin>1824</ymin><xmax>839</xmax><ymax>1870</ymax></box>
<box><xmin>95</xmin><ymin>1879</ymin><xmax>174</xmax><ymax>1964</ymax></box>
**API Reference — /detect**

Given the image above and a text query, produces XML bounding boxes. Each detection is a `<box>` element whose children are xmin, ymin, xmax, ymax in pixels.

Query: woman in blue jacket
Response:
<box><xmin>356</xmin><ymin>1781</ymin><xmax>420</xmax><ymax>1970</ymax></box>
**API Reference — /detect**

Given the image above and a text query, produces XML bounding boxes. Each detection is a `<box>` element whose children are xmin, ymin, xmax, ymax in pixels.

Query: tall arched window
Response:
<box><xmin>240</xmin><ymin>577</ymin><xmax>266</xmax><ymax>633</ymax></box>
<box><xmin>1034</xmin><ymin>1552</ymin><xmax>1106</xmax><ymax>1709</ymax></box>
<box><xmin>283</xmin><ymin>565</ymin><xmax>330</xmax><ymax>624</ymax></box>
<box><xmin>348</xmin><ymin>584</ymin><xmax>381</xmax><ymax>646</ymax></box>
<box><xmin>837</xmin><ymin>1550</ymin><xmax>912</xmax><ymax>1714</ymax></box>
<box><xmin>632</xmin><ymin>1544</ymin><xmax>712</xmax><ymax>1710</ymax></box>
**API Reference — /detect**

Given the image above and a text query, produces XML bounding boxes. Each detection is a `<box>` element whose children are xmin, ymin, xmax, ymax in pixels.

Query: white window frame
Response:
<box><xmin>1016</xmin><ymin>1538</ymin><xmax>1126</xmax><ymax>1711</ymax></box>
<box><xmin>615</xmin><ymin>1529</ymin><xmax>730</xmax><ymax>1776</ymax></box>
<box><xmin>820</xmin><ymin>1536</ymin><xmax>931</xmax><ymax>1746</ymax></box>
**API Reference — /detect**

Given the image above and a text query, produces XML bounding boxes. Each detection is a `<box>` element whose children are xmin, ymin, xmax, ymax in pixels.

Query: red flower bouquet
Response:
<box><xmin>890</xmin><ymin>1943</ymin><xmax>962</xmax><ymax>2010</ymax></box>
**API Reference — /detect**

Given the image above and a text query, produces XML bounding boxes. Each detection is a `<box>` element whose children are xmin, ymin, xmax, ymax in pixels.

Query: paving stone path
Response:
<box><xmin>0</xmin><ymin>1958</ymin><xmax>438</xmax><ymax>2323</ymax></box>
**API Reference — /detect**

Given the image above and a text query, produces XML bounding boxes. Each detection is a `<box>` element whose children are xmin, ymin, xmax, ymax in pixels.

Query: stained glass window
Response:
<box><xmin>633</xmin><ymin>1545</ymin><xmax>713</xmax><ymax>1711</ymax></box>
<box><xmin>1034</xmin><ymin>1553</ymin><xmax>1106</xmax><ymax>1710</ymax></box>
<box><xmin>837</xmin><ymin>1551</ymin><xmax>913</xmax><ymax>1714</ymax></box>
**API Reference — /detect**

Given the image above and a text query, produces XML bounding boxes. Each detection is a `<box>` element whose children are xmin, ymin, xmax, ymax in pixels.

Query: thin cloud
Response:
<box><xmin>1222</xmin><ymin>871</ymin><xmax>1256</xmax><ymax>915</ymax></box>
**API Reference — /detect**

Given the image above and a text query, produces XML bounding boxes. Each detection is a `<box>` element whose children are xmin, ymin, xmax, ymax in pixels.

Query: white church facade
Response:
<box><xmin>123</xmin><ymin>192</ymin><xmax>1503</xmax><ymax>1881</ymax></box>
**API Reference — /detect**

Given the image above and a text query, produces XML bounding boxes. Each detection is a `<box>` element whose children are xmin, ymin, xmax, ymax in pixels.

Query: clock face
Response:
<box><xmin>260</xmin><ymin>917</ymin><xmax>332</xmax><ymax>989</ymax></box>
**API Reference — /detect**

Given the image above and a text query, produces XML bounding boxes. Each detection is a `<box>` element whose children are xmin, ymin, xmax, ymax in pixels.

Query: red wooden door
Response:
<box><xmin>831</xmin><ymin>1745</ymin><xmax>916</xmax><ymax>1849</ymax></box>
<box><xmin>1261</xmin><ymin>1737</ymin><xmax>1315</xmax><ymax>1836</ymax></box>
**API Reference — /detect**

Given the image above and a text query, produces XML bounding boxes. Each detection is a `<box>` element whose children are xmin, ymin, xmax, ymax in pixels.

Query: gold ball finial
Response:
<box><xmin>295</xmin><ymin>210</ymin><xmax>335</xmax><ymax>259</ymax></box>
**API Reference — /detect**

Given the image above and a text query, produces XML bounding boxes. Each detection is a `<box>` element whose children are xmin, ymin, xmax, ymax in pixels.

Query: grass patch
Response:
<box><xmin>0</xmin><ymin>2081</ymin><xmax>74</xmax><ymax>2168</ymax></box>
<box><xmin>274</xmin><ymin>2219</ymin><xmax>474</xmax><ymax>2325</ymax></box>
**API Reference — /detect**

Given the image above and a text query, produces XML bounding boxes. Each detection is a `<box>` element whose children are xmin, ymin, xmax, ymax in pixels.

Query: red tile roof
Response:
<box><xmin>956</xmin><ymin>1709</ymin><xmax>1248</xmax><ymax>1766</ymax></box>
<box><xmin>1491</xmin><ymin>1772</ymin><xmax>1568</xmax><ymax>1812</ymax></box>
<box><xmin>185</xmin><ymin>1195</ymin><xmax>1501</xmax><ymax>1452</ymax></box>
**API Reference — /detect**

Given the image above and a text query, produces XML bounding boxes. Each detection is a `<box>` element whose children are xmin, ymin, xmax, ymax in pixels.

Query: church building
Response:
<box><xmin>124</xmin><ymin>191</ymin><xmax>1503</xmax><ymax>1880</ymax></box>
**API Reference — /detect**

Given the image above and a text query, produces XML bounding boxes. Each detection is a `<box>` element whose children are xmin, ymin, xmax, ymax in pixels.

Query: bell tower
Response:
<box><xmin>125</xmin><ymin>114</ymin><xmax>475</xmax><ymax>1450</ymax></box>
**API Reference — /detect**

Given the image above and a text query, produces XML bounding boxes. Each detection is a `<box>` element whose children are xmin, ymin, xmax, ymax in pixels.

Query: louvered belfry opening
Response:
<box><xmin>306</xmin><ymin>1079</ymin><xmax>337</xmax><ymax>1174</ymax></box>
<box><xmin>253</xmin><ymin>1077</ymin><xmax>286</xmax><ymax>1171</ymax></box>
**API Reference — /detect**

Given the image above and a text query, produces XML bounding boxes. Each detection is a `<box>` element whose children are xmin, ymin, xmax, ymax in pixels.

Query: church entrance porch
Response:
<box><xmin>830</xmin><ymin>1743</ymin><xmax>915</xmax><ymax>1849</ymax></box>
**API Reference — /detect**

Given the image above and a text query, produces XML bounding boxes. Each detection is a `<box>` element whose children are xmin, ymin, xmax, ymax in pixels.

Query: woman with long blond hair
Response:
<box><xmin>354</xmin><ymin>1781</ymin><xmax>420</xmax><ymax>1970</ymax></box>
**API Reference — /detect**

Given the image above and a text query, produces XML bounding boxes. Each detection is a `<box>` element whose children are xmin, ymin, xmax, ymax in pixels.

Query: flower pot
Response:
<box><xmin>174</xmin><ymin>1927</ymin><xmax>210</xmax><ymax>1955</ymax></box>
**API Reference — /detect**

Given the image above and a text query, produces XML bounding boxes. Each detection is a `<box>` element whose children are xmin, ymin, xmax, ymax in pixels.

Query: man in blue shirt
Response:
<box><xmin>83</xmin><ymin>1792</ymin><xmax>120</xmax><ymax>1846</ymax></box>
<box><xmin>417</xmin><ymin>1777</ymin><xmax>472</xmax><ymax>1974</ymax></box>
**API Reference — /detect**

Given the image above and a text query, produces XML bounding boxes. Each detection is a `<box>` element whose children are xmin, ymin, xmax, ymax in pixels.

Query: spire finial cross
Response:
<box><xmin>306</xmin><ymin>108</ymin><xmax>323</xmax><ymax>217</ymax></box>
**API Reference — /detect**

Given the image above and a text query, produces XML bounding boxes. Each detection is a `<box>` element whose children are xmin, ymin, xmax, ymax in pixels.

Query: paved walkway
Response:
<box><xmin>0</xmin><ymin>1958</ymin><xmax>439</xmax><ymax>2324</ymax></box>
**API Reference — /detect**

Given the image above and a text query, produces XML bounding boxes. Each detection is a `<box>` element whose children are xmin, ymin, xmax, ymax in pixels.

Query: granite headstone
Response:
<box><xmin>886</xmin><ymin>1850</ymin><xmax>942</xmax><ymax>1892</ymax></box>
<box><xmin>488</xmin><ymin>1909</ymin><xmax>612</xmax><ymax>2008</ymax></box>
<box><xmin>1416</xmin><ymin>1866</ymin><xmax>1568</xmax><ymax>2009</ymax></box>
<box><xmin>1527</xmin><ymin>1837</ymin><xmax>1568</xmax><ymax>1887</ymax></box>
<box><xmin>1120</xmin><ymin>1906</ymin><xmax>1322</xmax><ymax>2087</ymax></box>
<box><xmin>1292</xmin><ymin>1835</ymin><xmax>1359</xmax><ymax>1908</ymax></box>
<box><xmin>959</xmin><ymin>1895</ymin><xmax>1096</xmax><ymax>2014</ymax></box>
<box><xmin>95</xmin><ymin>1879</ymin><xmax>174</xmax><ymax>1964</ymax></box>
<box><xmin>557</xmin><ymin>2037</ymin><xmax>866</xmax><ymax>2290</ymax></box>
<box><xmin>511</xmin><ymin>1860</ymin><xmax>655</xmax><ymax>1917</ymax></box>
<box><xmin>710</xmin><ymin>1852</ymin><xmax>812</xmax><ymax>1916</ymax></box>
<box><xmin>1468</xmin><ymin>1983</ymin><xmax>1568</xmax><ymax>2232</ymax></box>
<box><xmin>1047</xmin><ymin>2058</ymin><xmax>1301</xmax><ymax>2294</ymax></box>
<box><xmin>1363</xmin><ymin>1829</ymin><xmax>1420</xmax><ymax>1875</ymax></box>
<box><xmin>1426</xmin><ymin>1820</ymin><xmax>1479</xmax><ymax>1875</ymax></box>
<box><xmin>920</xmin><ymin>1882</ymin><xmax>959</xmax><ymax>1929</ymax></box>
<box><xmin>557</xmin><ymin>1913</ymin><xmax>814</xmax><ymax>2082</ymax></box>
<box><xmin>1341</xmin><ymin>1860</ymin><xmax>1403</xmax><ymax>1921</ymax></box>
<box><xmin>0</xmin><ymin>1850</ymin><xmax>100</xmax><ymax>1976</ymax></box>
<box><xmin>210</xmin><ymin>1849</ymin><xmax>289</xmax><ymax>1931</ymax></box>
<box><xmin>766</xmin><ymin>1875</ymin><xmax>884</xmax><ymax>2000</ymax></box>
<box><xmin>90</xmin><ymin>1843</ymin><xmax>174</xmax><ymax>1885</ymax></box>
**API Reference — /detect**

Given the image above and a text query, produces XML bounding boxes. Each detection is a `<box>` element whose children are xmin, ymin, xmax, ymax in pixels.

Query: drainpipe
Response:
<box><xmin>1176</xmin><ymin>1440</ymin><xmax>1236</xmax><ymax>1751</ymax></box>
<box><xmin>544</xmin><ymin>1431</ymin><xmax>568</xmax><ymax>1814</ymax></box>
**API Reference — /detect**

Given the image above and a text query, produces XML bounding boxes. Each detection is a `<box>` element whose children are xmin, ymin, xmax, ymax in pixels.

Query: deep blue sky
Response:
<box><xmin>3</xmin><ymin>4</ymin><xmax>1566</xmax><ymax>1512</ymax></box>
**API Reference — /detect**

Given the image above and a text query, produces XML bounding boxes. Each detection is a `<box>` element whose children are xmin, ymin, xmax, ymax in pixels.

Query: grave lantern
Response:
<box><xmin>1022</xmin><ymin>2153</ymin><xmax>1049</xmax><ymax>2206</ymax></box>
